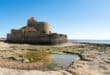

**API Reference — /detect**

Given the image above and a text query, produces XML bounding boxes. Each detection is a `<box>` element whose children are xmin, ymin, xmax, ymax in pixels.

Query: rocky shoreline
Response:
<box><xmin>0</xmin><ymin>41</ymin><xmax>110</xmax><ymax>75</ymax></box>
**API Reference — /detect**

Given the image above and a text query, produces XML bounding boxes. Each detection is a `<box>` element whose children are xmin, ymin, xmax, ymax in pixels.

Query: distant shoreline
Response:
<box><xmin>70</xmin><ymin>40</ymin><xmax>110</xmax><ymax>45</ymax></box>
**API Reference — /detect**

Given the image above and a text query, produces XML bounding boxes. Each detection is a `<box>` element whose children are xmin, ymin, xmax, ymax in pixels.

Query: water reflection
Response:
<box><xmin>43</xmin><ymin>54</ymin><xmax>80</xmax><ymax>70</ymax></box>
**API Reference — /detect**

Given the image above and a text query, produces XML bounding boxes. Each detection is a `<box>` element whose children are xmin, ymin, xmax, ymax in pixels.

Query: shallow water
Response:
<box><xmin>46</xmin><ymin>54</ymin><xmax>80</xmax><ymax>70</ymax></box>
<box><xmin>73</xmin><ymin>40</ymin><xmax>110</xmax><ymax>44</ymax></box>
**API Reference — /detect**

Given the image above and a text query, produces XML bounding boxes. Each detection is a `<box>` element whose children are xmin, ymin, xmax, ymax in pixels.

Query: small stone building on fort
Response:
<box><xmin>7</xmin><ymin>17</ymin><xmax>68</xmax><ymax>45</ymax></box>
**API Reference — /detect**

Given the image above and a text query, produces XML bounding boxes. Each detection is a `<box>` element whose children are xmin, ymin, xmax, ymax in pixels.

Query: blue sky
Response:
<box><xmin>0</xmin><ymin>0</ymin><xmax>110</xmax><ymax>39</ymax></box>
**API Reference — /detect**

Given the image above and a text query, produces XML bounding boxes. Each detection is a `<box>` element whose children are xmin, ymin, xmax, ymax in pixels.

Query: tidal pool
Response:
<box><xmin>46</xmin><ymin>54</ymin><xmax>80</xmax><ymax>70</ymax></box>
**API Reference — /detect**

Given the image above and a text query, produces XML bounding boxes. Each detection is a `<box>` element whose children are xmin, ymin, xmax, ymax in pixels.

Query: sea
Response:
<box><xmin>71</xmin><ymin>40</ymin><xmax>110</xmax><ymax>45</ymax></box>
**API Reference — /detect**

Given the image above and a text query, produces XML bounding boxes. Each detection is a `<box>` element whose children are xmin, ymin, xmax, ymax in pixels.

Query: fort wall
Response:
<box><xmin>7</xmin><ymin>17</ymin><xmax>67</xmax><ymax>45</ymax></box>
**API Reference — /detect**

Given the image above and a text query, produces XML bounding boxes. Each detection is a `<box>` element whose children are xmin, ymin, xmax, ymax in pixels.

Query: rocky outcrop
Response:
<box><xmin>0</xmin><ymin>42</ymin><xmax>110</xmax><ymax>75</ymax></box>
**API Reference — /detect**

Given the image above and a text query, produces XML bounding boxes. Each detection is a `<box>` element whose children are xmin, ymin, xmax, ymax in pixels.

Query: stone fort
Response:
<box><xmin>7</xmin><ymin>17</ymin><xmax>67</xmax><ymax>45</ymax></box>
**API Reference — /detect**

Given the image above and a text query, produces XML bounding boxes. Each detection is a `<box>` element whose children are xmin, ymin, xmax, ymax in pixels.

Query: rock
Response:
<box><xmin>23</xmin><ymin>58</ymin><xmax>30</xmax><ymax>63</ymax></box>
<box><xmin>7</xmin><ymin>57</ymin><xmax>16</xmax><ymax>60</ymax></box>
<box><xmin>104</xmin><ymin>58</ymin><xmax>110</xmax><ymax>63</ymax></box>
<box><xmin>15</xmin><ymin>56</ymin><xmax>24</xmax><ymax>63</ymax></box>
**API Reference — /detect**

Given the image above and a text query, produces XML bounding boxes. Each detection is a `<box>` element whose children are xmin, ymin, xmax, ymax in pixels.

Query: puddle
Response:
<box><xmin>46</xmin><ymin>54</ymin><xmax>80</xmax><ymax>70</ymax></box>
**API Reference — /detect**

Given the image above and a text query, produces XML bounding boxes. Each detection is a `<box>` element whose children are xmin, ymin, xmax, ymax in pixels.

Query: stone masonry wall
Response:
<box><xmin>7</xmin><ymin>30</ymin><xmax>67</xmax><ymax>45</ymax></box>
